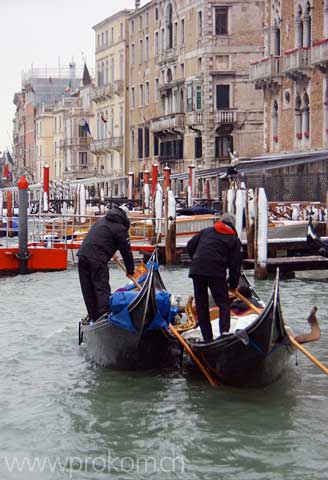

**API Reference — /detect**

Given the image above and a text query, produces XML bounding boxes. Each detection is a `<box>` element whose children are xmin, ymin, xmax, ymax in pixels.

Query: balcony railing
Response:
<box><xmin>59</xmin><ymin>137</ymin><xmax>91</xmax><ymax>148</ymax></box>
<box><xmin>113</xmin><ymin>80</ymin><xmax>124</xmax><ymax>95</ymax></box>
<box><xmin>311</xmin><ymin>38</ymin><xmax>328</xmax><ymax>66</ymax></box>
<box><xmin>90</xmin><ymin>137</ymin><xmax>123</xmax><ymax>154</ymax></box>
<box><xmin>186</xmin><ymin>112</ymin><xmax>203</xmax><ymax>126</ymax></box>
<box><xmin>92</xmin><ymin>84</ymin><xmax>114</xmax><ymax>103</ymax></box>
<box><xmin>159</xmin><ymin>47</ymin><xmax>178</xmax><ymax>64</ymax></box>
<box><xmin>215</xmin><ymin>110</ymin><xmax>237</xmax><ymax>124</ymax></box>
<box><xmin>151</xmin><ymin>113</ymin><xmax>185</xmax><ymax>132</ymax></box>
<box><xmin>283</xmin><ymin>47</ymin><xmax>311</xmax><ymax>74</ymax></box>
<box><xmin>250</xmin><ymin>55</ymin><xmax>281</xmax><ymax>82</ymax></box>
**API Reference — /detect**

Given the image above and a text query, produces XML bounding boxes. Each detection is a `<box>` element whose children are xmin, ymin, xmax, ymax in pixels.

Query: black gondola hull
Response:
<box><xmin>82</xmin><ymin>319</ymin><xmax>182</xmax><ymax>370</ymax></box>
<box><xmin>184</xmin><ymin>279</ymin><xmax>294</xmax><ymax>387</ymax></box>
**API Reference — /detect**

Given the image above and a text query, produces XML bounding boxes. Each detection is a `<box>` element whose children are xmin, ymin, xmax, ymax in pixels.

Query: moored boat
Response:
<box><xmin>306</xmin><ymin>217</ymin><xmax>328</xmax><ymax>257</ymax></box>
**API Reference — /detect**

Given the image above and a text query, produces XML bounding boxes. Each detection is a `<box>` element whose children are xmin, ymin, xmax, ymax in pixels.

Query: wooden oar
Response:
<box><xmin>231</xmin><ymin>289</ymin><xmax>328</xmax><ymax>377</ymax></box>
<box><xmin>114</xmin><ymin>255</ymin><xmax>219</xmax><ymax>387</ymax></box>
<box><xmin>168</xmin><ymin>324</ymin><xmax>219</xmax><ymax>388</ymax></box>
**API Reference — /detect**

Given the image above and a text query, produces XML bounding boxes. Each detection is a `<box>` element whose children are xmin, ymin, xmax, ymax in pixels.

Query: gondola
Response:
<box><xmin>80</xmin><ymin>253</ymin><xmax>182</xmax><ymax>369</ymax></box>
<box><xmin>182</xmin><ymin>271</ymin><xmax>294</xmax><ymax>387</ymax></box>
<box><xmin>306</xmin><ymin>217</ymin><xmax>328</xmax><ymax>257</ymax></box>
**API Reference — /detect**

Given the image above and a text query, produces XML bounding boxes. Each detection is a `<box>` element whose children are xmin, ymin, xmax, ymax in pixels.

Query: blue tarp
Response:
<box><xmin>108</xmin><ymin>289</ymin><xmax>179</xmax><ymax>333</ymax></box>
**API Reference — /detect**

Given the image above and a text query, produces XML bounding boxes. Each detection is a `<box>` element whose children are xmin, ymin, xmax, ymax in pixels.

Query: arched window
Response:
<box><xmin>304</xmin><ymin>2</ymin><xmax>312</xmax><ymax>48</ymax></box>
<box><xmin>303</xmin><ymin>92</ymin><xmax>310</xmax><ymax>138</ymax></box>
<box><xmin>130</xmin><ymin>128</ymin><xmax>135</xmax><ymax>161</ymax></box>
<box><xmin>295</xmin><ymin>94</ymin><xmax>302</xmax><ymax>140</ymax></box>
<box><xmin>296</xmin><ymin>6</ymin><xmax>303</xmax><ymax>48</ymax></box>
<box><xmin>105</xmin><ymin>60</ymin><xmax>109</xmax><ymax>85</ymax></box>
<box><xmin>119</xmin><ymin>107</ymin><xmax>124</xmax><ymax>137</ymax></box>
<box><xmin>166</xmin><ymin>3</ymin><xmax>173</xmax><ymax>49</ymax></box>
<box><xmin>167</xmin><ymin>68</ymin><xmax>173</xmax><ymax>83</ymax></box>
<box><xmin>272</xmin><ymin>100</ymin><xmax>278</xmax><ymax>143</ymax></box>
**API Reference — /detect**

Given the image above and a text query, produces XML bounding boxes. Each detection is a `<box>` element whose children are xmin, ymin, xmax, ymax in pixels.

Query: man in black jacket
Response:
<box><xmin>77</xmin><ymin>206</ymin><xmax>135</xmax><ymax>322</ymax></box>
<box><xmin>187</xmin><ymin>213</ymin><xmax>242</xmax><ymax>342</ymax></box>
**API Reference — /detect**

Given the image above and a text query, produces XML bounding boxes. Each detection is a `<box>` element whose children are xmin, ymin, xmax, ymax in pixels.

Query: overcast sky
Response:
<box><xmin>0</xmin><ymin>0</ymin><xmax>145</xmax><ymax>153</ymax></box>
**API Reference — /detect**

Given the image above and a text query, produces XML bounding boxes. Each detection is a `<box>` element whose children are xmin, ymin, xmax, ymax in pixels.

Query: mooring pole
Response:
<box><xmin>18</xmin><ymin>176</ymin><xmax>30</xmax><ymax>274</ymax></box>
<box><xmin>43</xmin><ymin>164</ymin><xmax>49</xmax><ymax>213</ymax></box>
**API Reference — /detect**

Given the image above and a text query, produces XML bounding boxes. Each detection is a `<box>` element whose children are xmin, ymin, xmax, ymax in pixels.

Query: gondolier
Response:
<box><xmin>187</xmin><ymin>213</ymin><xmax>242</xmax><ymax>342</ymax></box>
<box><xmin>77</xmin><ymin>206</ymin><xmax>135</xmax><ymax>323</ymax></box>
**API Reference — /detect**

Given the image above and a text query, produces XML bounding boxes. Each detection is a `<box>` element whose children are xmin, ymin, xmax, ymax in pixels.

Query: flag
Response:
<box><xmin>65</xmin><ymin>80</ymin><xmax>72</xmax><ymax>93</ymax></box>
<box><xmin>82</xmin><ymin>63</ymin><xmax>92</xmax><ymax>87</ymax></box>
<box><xmin>6</xmin><ymin>151</ymin><xmax>14</xmax><ymax>165</ymax></box>
<box><xmin>101</xmin><ymin>115</ymin><xmax>108</xmax><ymax>123</ymax></box>
<box><xmin>81</xmin><ymin>121</ymin><xmax>91</xmax><ymax>136</ymax></box>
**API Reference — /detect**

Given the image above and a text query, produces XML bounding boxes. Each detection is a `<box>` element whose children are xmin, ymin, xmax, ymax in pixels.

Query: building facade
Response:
<box><xmin>128</xmin><ymin>0</ymin><xmax>265</xmax><ymax>178</ymax></box>
<box><xmin>250</xmin><ymin>0</ymin><xmax>328</xmax><ymax>171</ymax></box>
<box><xmin>91</xmin><ymin>10</ymin><xmax>131</xmax><ymax>178</ymax></box>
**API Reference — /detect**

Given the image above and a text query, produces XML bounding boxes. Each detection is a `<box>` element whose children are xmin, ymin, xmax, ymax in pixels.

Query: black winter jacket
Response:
<box><xmin>77</xmin><ymin>208</ymin><xmax>135</xmax><ymax>275</ymax></box>
<box><xmin>187</xmin><ymin>221</ymin><xmax>242</xmax><ymax>289</ymax></box>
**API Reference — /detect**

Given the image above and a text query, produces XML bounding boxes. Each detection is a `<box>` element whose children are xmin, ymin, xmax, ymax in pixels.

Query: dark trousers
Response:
<box><xmin>78</xmin><ymin>256</ymin><xmax>111</xmax><ymax>321</ymax></box>
<box><xmin>192</xmin><ymin>275</ymin><xmax>231</xmax><ymax>342</ymax></box>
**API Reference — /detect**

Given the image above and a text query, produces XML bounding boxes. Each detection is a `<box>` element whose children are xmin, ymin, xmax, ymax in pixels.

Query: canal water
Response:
<box><xmin>0</xmin><ymin>266</ymin><xmax>327</xmax><ymax>479</ymax></box>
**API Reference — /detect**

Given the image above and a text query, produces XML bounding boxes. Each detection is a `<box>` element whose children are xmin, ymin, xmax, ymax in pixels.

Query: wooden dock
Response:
<box><xmin>243</xmin><ymin>256</ymin><xmax>328</xmax><ymax>273</ymax></box>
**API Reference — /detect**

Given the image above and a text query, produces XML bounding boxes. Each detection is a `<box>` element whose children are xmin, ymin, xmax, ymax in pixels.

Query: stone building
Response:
<box><xmin>250</xmin><ymin>0</ymin><xmax>328</xmax><ymax>171</ymax></box>
<box><xmin>91</xmin><ymin>10</ymin><xmax>131</xmax><ymax>178</ymax></box>
<box><xmin>128</xmin><ymin>0</ymin><xmax>264</xmax><ymax>177</ymax></box>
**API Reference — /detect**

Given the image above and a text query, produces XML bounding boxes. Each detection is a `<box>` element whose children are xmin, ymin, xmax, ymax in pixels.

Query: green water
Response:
<box><xmin>0</xmin><ymin>267</ymin><xmax>327</xmax><ymax>479</ymax></box>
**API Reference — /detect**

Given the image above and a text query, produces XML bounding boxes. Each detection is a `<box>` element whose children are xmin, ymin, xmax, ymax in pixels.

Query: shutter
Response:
<box><xmin>216</xmin><ymin>85</ymin><xmax>230</xmax><ymax>109</ymax></box>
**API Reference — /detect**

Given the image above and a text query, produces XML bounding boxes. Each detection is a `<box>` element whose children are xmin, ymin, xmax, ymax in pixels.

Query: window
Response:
<box><xmin>79</xmin><ymin>125</ymin><xmax>88</xmax><ymax>137</ymax></box>
<box><xmin>195</xmin><ymin>85</ymin><xmax>202</xmax><ymax>111</ymax></box>
<box><xmin>79</xmin><ymin>152</ymin><xmax>88</xmax><ymax>168</ymax></box>
<box><xmin>195</xmin><ymin>136</ymin><xmax>202</xmax><ymax>158</ymax></box>
<box><xmin>131</xmin><ymin>43</ymin><xmax>135</xmax><ymax>65</ymax></box>
<box><xmin>198</xmin><ymin>11</ymin><xmax>202</xmax><ymax>36</ymax></box>
<box><xmin>155</xmin><ymin>31</ymin><xmax>159</xmax><ymax>55</ymax></box>
<box><xmin>97</xmin><ymin>34</ymin><xmax>100</xmax><ymax>47</ymax></box>
<box><xmin>154</xmin><ymin>133</ymin><xmax>159</xmax><ymax>156</ymax></box>
<box><xmin>216</xmin><ymin>84</ymin><xmax>230</xmax><ymax>109</ymax></box>
<box><xmin>111</xmin><ymin>27</ymin><xmax>114</xmax><ymax>43</ymax></box>
<box><xmin>161</xmin><ymin>28</ymin><xmax>165</xmax><ymax>50</ymax></box>
<box><xmin>119</xmin><ymin>54</ymin><xmax>124</xmax><ymax>80</ymax></box>
<box><xmin>180</xmin><ymin>19</ymin><xmax>185</xmax><ymax>43</ymax></box>
<box><xmin>111</xmin><ymin>58</ymin><xmax>115</xmax><ymax>82</ymax></box>
<box><xmin>215</xmin><ymin>7</ymin><xmax>228</xmax><ymax>35</ymax></box>
<box><xmin>146</xmin><ymin>11</ymin><xmax>149</xmax><ymax>27</ymax></box>
<box><xmin>145</xmin><ymin>81</ymin><xmax>150</xmax><ymax>105</ymax></box>
<box><xmin>139</xmin><ymin>15</ymin><xmax>143</xmax><ymax>31</ymax></box>
<box><xmin>120</xmin><ymin>108</ymin><xmax>124</xmax><ymax>137</ymax></box>
<box><xmin>198</xmin><ymin>57</ymin><xmax>202</xmax><ymax>72</ymax></box>
<box><xmin>187</xmin><ymin>84</ymin><xmax>193</xmax><ymax>111</ymax></box>
<box><xmin>180</xmin><ymin>63</ymin><xmax>185</xmax><ymax>77</ymax></box>
<box><xmin>101</xmin><ymin>32</ymin><xmax>104</xmax><ymax>45</ymax></box>
<box><xmin>131</xmin><ymin>87</ymin><xmax>135</xmax><ymax>108</ymax></box>
<box><xmin>154</xmin><ymin>78</ymin><xmax>159</xmax><ymax>103</ymax></box>
<box><xmin>174</xmin><ymin>22</ymin><xmax>178</xmax><ymax>47</ymax></box>
<box><xmin>155</xmin><ymin>7</ymin><xmax>159</xmax><ymax>21</ymax></box>
<box><xmin>131</xmin><ymin>20</ymin><xmax>134</xmax><ymax>35</ymax></box>
<box><xmin>139</xmin><ymin>39</ymin><xmax>143</xmax><ymax>63</ymax></box>
<box><xmin>166</xmin><ymin>4</ymin><xmax>173</xmax><ymax>49</ymax></box>
<box><xmin>130</xmin><ymin>128</ymin><xmax>135</xmax><ymax>160</ymax></box>
<box><xmin>139</xmin><ymin>84</ymin><xmax>144</xmax><ymax>106</ymax></box>
<box><xmin>215</xmin><ymin>135</ymin><xmax>233</xmax><ymax>158</ymax></box>
<box><xmin>105</xmin><ymin>30</ymin><xmax>108</xmax><ymax>45</ymax></box>
<box><xmin>138</xmin><ymin>127</ymin><xmax>143</xmax><ymax>158</ymax></box>
<box><xmin>145</xmin><ymin>35</ymin><xmax>150</xmax><ymax>60</ymax></box>
<box><xmin>145</xmin><ymin>127</ymin><xmax>149</xmax><ymax>157</ymax></box>
<box><xmin>120</xmin><ymin>22</ymin><xmax>123</xmax><ymax>39</ymax></box>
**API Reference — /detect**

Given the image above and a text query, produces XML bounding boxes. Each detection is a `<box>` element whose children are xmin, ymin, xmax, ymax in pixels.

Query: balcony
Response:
<box><xmin>283</xmin><ymin>47</ymin><xmax>312</xmax><ymax>80</ymax></box>
<box><xmin>151</xmin><ymin>113</ymin><xmax>185</xmax><ymax>133</ymax></box>
<box><xmin>59</xmin><ymin>137</ymin><xmax>91</xmax><ymax>149</ymax></box>
<box><xmin>186</xmin><ymin>112</ymin><xmax>203</xmax><ymax>127</ymax></box>
<box><xmin>250</xmin><ymin>55</ymin><xmax>282</xmax><ymax>89</ymax></box>
<box><xmin>92</xmin><ymin>84</ymin><xmax>114</xmax><ymax>103</ymax></box>
<box><xmin>311</xmin><ymin>39</ymin><xmax>328</xmax><ymax>72</ymax></box>
<box><xmin>215</xmin><ymin>110</ymin><xmax>237</xmax><ymax>124</ymax></box>
<box><xmin>159</xmin><ymin>47</ymin><xmax>178</xmax><ymax>64</ymax></box>
<box><xmin>90</xmin><ymin>137</ymin><xmax>123</xmax><ymax>154</ymax></box>
<box><xmin>113</xmin><ymin>80</ymin><xmax>124</xmax><ymax>95</ymax></box>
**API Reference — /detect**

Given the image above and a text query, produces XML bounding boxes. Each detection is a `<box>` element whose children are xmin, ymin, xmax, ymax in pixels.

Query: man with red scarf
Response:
<box><xmin>187</xmin><ymin>213</ymin><xmax>242</xmax><ymax>342</ymax></box>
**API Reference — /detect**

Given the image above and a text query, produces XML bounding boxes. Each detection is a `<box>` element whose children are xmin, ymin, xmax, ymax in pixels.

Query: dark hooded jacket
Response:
<box><xmin>77</xmin><ymin>207</ymin><xmax>134</xmax><ymax>274</ymax></box>
<box><xmin>187</xmin><ymin>220</ymin><xmax>242</xmax><ymax>289</ymax></box>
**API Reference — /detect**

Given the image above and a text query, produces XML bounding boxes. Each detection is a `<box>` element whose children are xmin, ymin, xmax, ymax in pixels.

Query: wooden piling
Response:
<box><xmin>254</xmin><ymin>187</ymin><xmax>268</xmax><ymax>280</ymax></box>
<box><xmin>246</xmin><ymin>189</ymin><xmax>255</xmax><ymax>259</ymax></box>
